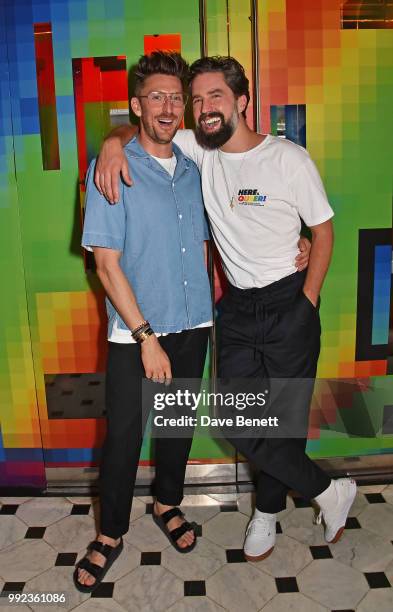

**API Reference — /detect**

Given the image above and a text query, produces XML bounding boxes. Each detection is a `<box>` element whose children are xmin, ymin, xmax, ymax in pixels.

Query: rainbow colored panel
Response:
<box><xmin>209</xmin><ymin>0</ymin><xmax>393</xmax><ymax>459</ymax></box>
<box><xmin>72</xmin><ymin>55</ymin><xmax>128</xmax><ymax>270</ymax></box>
<box><xmin>36</xmin><ymin>291</ymin><xmax>108</xmax><ymax>374</ymax></box>
<box><xmin>144</xmin><ymin>34</ymin><xmax>181</xmax><ymax>54</ymax></box>
<box><xmin>2</xmin><ymin>0</ymin><xmax>393</xmax><ymax>487</ymax></box>
<box><xmin>72</xmin><ymin>56</ymin><xmax>128</xmax><ymax>189</ymax></box>
<box><xmin>33</xmin><ymin>22</ymin><xmax>60</xmax><ymax>170</ymax></box>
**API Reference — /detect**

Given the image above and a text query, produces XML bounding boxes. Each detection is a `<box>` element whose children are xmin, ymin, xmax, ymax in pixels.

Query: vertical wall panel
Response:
<box><xmin>1</xmin><ymin>2</ymin><xmax>45</xmax><ymax>487</ymax></box>
<box><xmin>2</xmin><ymin>0</ymin><xmax>232</xmax><ymax>486</ymax></box>
<box><xmin>205</xmin><ymin>0</ymin><xmax>393</xmax><ymax>459</ymax></box>
<box><xmin>33</xmin><ymin>22</ymin><xmax>60</xmax><ymax>170</ymax></box>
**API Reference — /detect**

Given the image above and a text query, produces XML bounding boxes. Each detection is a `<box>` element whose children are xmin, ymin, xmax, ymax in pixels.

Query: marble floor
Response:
<box><xmin>0</xmin><ymin>484</ymin><xmax>393</xmax><ymax>611</ymax></box>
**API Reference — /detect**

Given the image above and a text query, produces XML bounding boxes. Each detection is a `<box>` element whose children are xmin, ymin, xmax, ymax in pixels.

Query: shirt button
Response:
<box><xmin>182</xmin><ymin>247</ymin><xmax>186</xmax><ymax>253</ymax></box>
<box><xmin>178</xmin><ymin>214</ymin><xmax>182</xmax><ymax>219</ymax></box>
<box><xmin>184</xmin><ymin>280</ymin><xmax>187</xmax><ymax>286</ymax></box>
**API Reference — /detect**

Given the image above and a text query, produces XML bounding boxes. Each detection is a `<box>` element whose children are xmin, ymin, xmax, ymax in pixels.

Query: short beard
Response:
<box><xmin>195</xmin><ymin>112</ymin><xmax>236</xmax><ymax>149</ymax></box>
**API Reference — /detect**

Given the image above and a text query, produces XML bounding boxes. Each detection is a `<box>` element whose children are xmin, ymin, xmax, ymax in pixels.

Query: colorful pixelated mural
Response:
<box><xmin>72</xmin><ymin>55</ymin><xmax>128</xmax><ymax>270</ymax></box>
<box><xmin>270</xmin><ymin>104</ymin><xmax>306</xmax><ymax>146</ymax></box>
<box><xmin>0</xmin><ymin>0</ymin><xmax>392</xmax><ymax>487</ymax></box>
<box><xmin>72</xmin><ymin>56</ymin><xmax>128</xmax><ymax>194</ymax></box>
<box><xmin>33</xmin><ymin>22</ymin><xmax>60</xmax><ymax>170</ymax></box>
<box><xmin>255</xmin><ymin>0</ymin><xmax>393</xmax><ymax>459</ymax></box>
<box><xmin>144</xmin><ymin>34</ymin><xmax>182</xmax><ymax>54</ymax></box>
<box><xmin>1</xmin><ymin>0</ymin><xmax>225</xmax><ymax>487</ymax></box>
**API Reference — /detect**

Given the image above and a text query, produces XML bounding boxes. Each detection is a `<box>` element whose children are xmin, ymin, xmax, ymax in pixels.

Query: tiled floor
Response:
<box><xmin>1</xmin><ymin>485</ymin><xmax>393</xmax><ymax>611</ymax></box>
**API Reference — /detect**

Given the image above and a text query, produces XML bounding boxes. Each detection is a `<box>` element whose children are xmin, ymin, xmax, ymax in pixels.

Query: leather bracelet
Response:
<box><xmin>134</xmin><ymin>327</ymin><xmax>154</xmax><ymax>344</ymax></box>
<box><xmin>131</xmin><ymin>320</ymin><xmax>149</xmax><ymax>334</ymax></box>
<box><xmin>131</xmin><ymin>322</ymin><xmax>149</xmax><ymax>339</ymax></box>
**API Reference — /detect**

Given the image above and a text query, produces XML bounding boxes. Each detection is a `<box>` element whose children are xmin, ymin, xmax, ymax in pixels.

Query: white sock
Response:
<box><xmin>314</xmin><ymin>480</ymin><xmax>337</xmax><ymax>509</ymax></box>
<box><xmin>253</xmin><ymin>508</ymin><xmax>276</xmax><ymax>519</ymax></box>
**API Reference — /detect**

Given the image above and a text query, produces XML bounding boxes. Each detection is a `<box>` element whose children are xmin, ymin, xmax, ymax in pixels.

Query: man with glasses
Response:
<box><xmin>74</xmin><ymin>51</ymin><xmax>213</xmax><ymax>592</ymax></box>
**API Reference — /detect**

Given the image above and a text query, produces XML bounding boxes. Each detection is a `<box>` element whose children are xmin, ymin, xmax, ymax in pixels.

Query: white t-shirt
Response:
<box><xmin>173</xmin><ymin>131</ymin><xmax>334</xmax><ymax>289</ymax></box>
<box><xmin>109</xmin><ymin>151</ymin><xmax>212</xmax><ymax>343</ymax></box>
<box><xmin>151</xmin><ymin>152</ymin><xmax>177</xmax><ymax>176</ymax></box>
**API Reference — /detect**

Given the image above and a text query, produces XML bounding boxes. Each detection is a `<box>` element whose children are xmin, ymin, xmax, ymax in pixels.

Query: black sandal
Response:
<box><xmin>73</xmin><ymin>537</ymin><xmax>124</xmax><ymax>593</ymax></box>
<box><xmin>152</xmin><ymin>507</ymin><xmax>197</xmax><ymax>553</ymax></box>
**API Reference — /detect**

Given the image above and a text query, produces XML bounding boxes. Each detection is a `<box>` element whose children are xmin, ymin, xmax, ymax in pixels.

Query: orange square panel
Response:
<box><xmin>144</xmin><ymin>34</ymin><xmax>181</xmax><ymax>54</ymax></box>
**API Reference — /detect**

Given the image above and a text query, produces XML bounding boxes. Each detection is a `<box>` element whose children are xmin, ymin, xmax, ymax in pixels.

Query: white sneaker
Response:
<box><xmin>314</xmin><ymin>478</ymin><xmax>357</xmax><ymax>543</ymax></box>
<box><xmin>243</xmin><ymin>511</ymin><xmax>276</xmax><ymax>561</ymax></box>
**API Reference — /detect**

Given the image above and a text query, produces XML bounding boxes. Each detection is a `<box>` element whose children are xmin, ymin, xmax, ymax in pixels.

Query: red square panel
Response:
<box><xmin>144</xmin><ymin>34</ymin><xmax>181</xmax><ymax>54</ymax></box>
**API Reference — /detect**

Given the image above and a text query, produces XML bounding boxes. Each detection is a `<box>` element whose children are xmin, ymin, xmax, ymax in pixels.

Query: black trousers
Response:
<box><xmin>217</xmin><ymin>270</ymin><xmax>331</xmax><ymax>513</ymax></box>
<box><xmin>99</xmin><ymin>327</ymin><xmax>209</xmax><ymax>538</ymax></box>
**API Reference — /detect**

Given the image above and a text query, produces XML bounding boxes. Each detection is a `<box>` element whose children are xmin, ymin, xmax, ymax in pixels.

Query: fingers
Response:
<box><xmin>98</xmin><ymin>172</ymin><xmax>106</xmax><ymax>200</ymax></box>
<box><xmin>295</xmin><ymin>255</ymin><xmax>307</xmax><ymax>271</ymax></box>
<box><xmin>95</xmin><ymin>167</ymin><xmax>117</xmax><ymax>204</ymax></box>
<box><xmin>152</xmin><ymin>370</ymin><xmax>165</xmax><ymax>384</ymax></box>
<box><xmin>111</xmin><ymin>176</ymin><xmax>119</xmax><ymax>204</ymax></box>
<box><xmin>94</xmin><ymin>168</ymin><xmax>103</xmax><ymax>196</ymax></box>
<box><xmin>153</xmin><ymin>369</ymin><xmax>170</xmax><ymax>384</ymax></box>
<box><xmin>95</xmin><ymin>159</ymin><xmax>113</xmax><ymax>202</ymax></box>
<box><xmin>96</xmin><ymin>167</ymin><xmax>132</xmax><ymax>204</ymax></box>
<box><xmin>154</xmin><ymin>370</ymin><xmax>165</xmax><ymax>384</ymax></box>
<box><xmin>295</xmin><ymin>241</ymin><xmax>309</xmax><ymax>270</ymax></box>
<box><xmin>164</xmin><ymin>364</ymin><xmax>172</xmax><ymax>386</ymax></box>
<box><xmin>121</xmin><ymin>161</ymin><xmax>133</xmax><ymax>187</ymax></box>
<box><xmin>298</xmin><ymin>237</ymin><xmax>311</xmax><ymax>252</ymax></box>
<box><xmin>97</xmin><ymin>170</ymin><xmax>109</xmax><ymax>202</ymax></box>
<box><xmin>146</xmin><ymin>365</ymin><xmax>172</xmax><ymax>384</ymax></box>
<box><xmin>103</xmin><ymin>171</ymin><xmax>115</xmax><ymax>204</ymax></box>
<box><xmin>145</xmin><ymin>368</ymin><xmax>161</xmax><ymax>383</ymax></box>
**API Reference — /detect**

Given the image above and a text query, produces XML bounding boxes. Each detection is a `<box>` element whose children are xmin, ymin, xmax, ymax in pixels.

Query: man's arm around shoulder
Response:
<box><xmin>95</xmin><ymin>124</ymin><xmax>137</xmax><ymax>203</ymax></box>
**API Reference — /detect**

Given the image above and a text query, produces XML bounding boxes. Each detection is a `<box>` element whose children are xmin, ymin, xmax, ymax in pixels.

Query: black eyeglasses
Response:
<box><xmin>138</xmin><ymin>91</ymin><xmax>189</xmax><ymax>107</ymax></box>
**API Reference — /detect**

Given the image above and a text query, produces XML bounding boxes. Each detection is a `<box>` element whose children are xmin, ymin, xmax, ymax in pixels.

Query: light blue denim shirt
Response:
<box><xmin>82</xmin><ymin>137</ymin><xmax>212</xmax><ymax>335</ymax></box>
